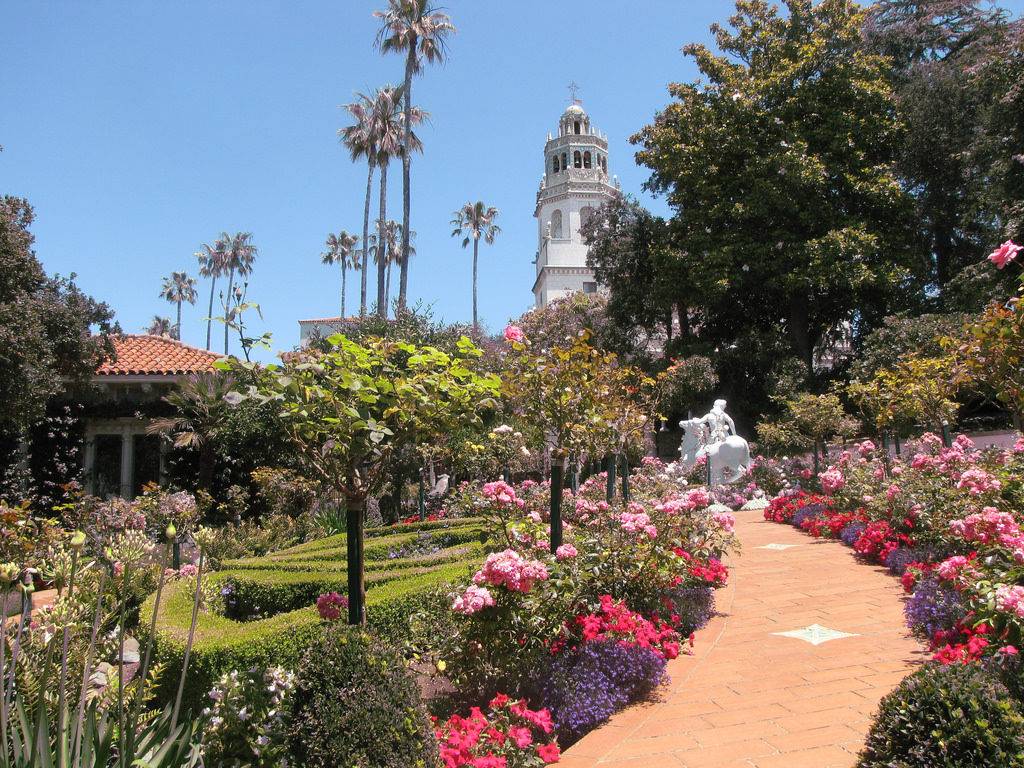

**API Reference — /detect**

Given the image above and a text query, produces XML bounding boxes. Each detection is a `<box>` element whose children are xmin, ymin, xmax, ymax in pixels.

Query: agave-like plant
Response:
<box><xmin>0</xmin><ymin>526</ymin><xmax>207</xmax><ymax>768</ymax></box>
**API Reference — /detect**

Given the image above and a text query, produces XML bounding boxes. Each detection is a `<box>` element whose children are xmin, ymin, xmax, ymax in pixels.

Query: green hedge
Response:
<box><xmin>142</xmin><ymin>518</ymin><xmax>483</xmax><ymax>713</ymax></box>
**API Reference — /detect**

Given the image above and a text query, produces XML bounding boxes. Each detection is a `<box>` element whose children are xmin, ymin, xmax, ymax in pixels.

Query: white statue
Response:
<box><xmin>679</xmin><ymin>399</ymin><xmax>751</xmax><ymax>485</ymax></box>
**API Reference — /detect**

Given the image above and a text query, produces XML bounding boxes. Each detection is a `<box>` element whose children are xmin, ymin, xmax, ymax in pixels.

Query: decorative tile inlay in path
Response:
<box><xmin>559</xmin><ymin>508</ymin><xmax>929</xmax><ymax>768</ymax></box>
<box><xmin>772</xmin><ymin>624</ymin><xmax>859</xmax><ymax>646</ymax></box>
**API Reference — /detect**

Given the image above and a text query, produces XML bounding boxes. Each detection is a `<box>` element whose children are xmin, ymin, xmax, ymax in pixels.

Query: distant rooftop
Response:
<box><xmin>96</xmin><ymin>334</ymin><xmax>222</xmax><ymax>376</ymax></box>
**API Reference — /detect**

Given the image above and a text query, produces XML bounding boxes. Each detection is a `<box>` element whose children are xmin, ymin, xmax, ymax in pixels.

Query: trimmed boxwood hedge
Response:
<box><xmin>143</xmin><ymin>518</ymin><xmax>482</xmax><ymax>711</ymax></box>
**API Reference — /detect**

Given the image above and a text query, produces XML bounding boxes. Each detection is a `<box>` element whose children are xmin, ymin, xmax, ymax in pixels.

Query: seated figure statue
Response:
<box><xmin>678</xmin><ymin>399</ymin><xmax>751</xmax><ymax>485</ymax></box>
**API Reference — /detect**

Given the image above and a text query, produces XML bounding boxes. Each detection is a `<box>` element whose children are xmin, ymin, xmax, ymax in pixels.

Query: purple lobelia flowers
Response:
<box><xmin>531</xmin><ymin>639</ymin><xmax>667</xmax><ymax>743</ymax></box>
<box><xmin>905</xmin><ymin>576</ymin><xmax>967</xmax><ymax>640</ymax></box>
<box><xmin>791</xmin><ymin>503</ymin><xmax>827</xmax><ymax>529</ymax></box>
<box><xmin>667</xmin><ymin>585</ymin><xmax>716</xmax><ymax>636</ymax></box>
<box><xmin>885</xmin><ymin>547</ymin><xmax>924</xmax><ymax>576</ymax></box>
<box><xmin>840</xmin><ymin>521</ymin><xmax>867</xmax><ymax>547</ymax></box>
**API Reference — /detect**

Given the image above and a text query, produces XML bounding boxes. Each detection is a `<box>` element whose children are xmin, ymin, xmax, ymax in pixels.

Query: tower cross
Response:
<box><xmin>567</xmin><ymin>80</ymin><xmax>582</xmax><ymax>105</ymax></box>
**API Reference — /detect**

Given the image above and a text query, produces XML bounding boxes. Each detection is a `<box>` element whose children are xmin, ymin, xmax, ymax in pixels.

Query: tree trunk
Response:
<box><xmin>346</xmin><ymin>496</ymin><xmax>366</xmax><ymax>625</ymax></box>
<box><xmin>385</xmin><ymin>259</ymin><xmax>392</xmax><ymax>310</ymax></box>
<box><xmin>787</xmin><ymin>298</ymin><xmax>814</xmax><ymax>376</ymax></box>
<box><xmin>205</xmin><ymin>277</ymin><xmax>216</xmax><ymax>350</ymax></box>
<box><xmin>341</xmin><ymin>262</ymin><xmax>347</xmax><ymax>319</ymax></box>
<box><xmin>223</xmin><ymin>268</ymin><xmax>235</xmax><ymax>355</ymax></box>
<box><xmin>549</xmin><ymin>455</ymin><xmax>564</xmax><ymax>553</ymax></box>
<box><xmin>605</xmin><ymin>454</ymin><xmax>617</xmax><ymax>503</ymax></box>
<box><xmin>398</xmin><ymin>44</ymin><xmax>416</xmax><ymax>312</ymax></box>
<box><xmin>377</xmin><ymin>163</ymin><xmax>388</xmax><ymax>319</ymax></box>
<box><xmin>175</xmin><ymin>301</ymin><xmax>182</xmax><ymax>341</ymax></box>
<box><xmin>472</xmin><ymin>239</ymin><xmax>479</xmax><ymax>330</ymax></box>
<box><xmin>361</xmin><ymin>161</ymin><xmax>375</xmax><ymax>316</ymax></box>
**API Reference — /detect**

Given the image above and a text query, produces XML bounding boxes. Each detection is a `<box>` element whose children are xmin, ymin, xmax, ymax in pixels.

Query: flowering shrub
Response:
<box><xmin>315</xmin><ymin>591</ymin><xmax>348</xmax><ymax>621</ymax></box>
<box><xmin>530</xmin><ymin>639</ymin><xmax>666</xmax><ymax>742</ymax></box>
<box><xmin>434</xmin><ymin>694</ymin><xmax>560</xmax><ymax>767</ymax></box>
<box><xmin>202</xmin><ymin>666</ymin><xmax>295</xmax><ymax>767</ymax></box>
<box><xmin>556</xmin><ymin>595</ymin><xmax>681</xmax><ymax>660</ymax></box>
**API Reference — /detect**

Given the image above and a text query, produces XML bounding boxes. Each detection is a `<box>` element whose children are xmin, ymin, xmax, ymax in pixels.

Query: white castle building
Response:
<box><xmin>532</xmin><ymin>100</ymin><xmax>620</xmax><ymax>307</ymax></box>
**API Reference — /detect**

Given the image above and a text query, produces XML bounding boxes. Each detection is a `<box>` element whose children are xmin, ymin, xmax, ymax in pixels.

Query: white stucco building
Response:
<box><xmin>532</xmin><ymin>101</ymin><xmax>620</xmax><ymax>307</ymax></box>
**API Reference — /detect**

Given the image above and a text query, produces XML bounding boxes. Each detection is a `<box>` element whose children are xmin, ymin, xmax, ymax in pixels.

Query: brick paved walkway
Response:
<box><xmin>560</xmin><ymin>508</ymin><xmax>928</xmax><ymax>768</ymax></box>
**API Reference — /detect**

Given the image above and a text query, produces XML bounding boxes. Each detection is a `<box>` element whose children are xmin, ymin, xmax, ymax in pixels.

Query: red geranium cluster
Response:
<box><xmin>801</xmin><ymin>509</ymin><xmax>866</xmax><ymax>538</ymax></box>
<box><xmin>933</xmin><ymin>620</ymin><xmax>992</xmax><ymax>665</ymax></box>
<box><xmin>673</xmin><ymin>549</ymin><xmax>729</xmax><ymax>586</ymax></box>
<box><xmin>853</xmin><ymin>520</ymin><xmax>912</xmax><ymax>562</ymax></box>
<box><xmin>434</xmin><ymin>693</ymin><xmax>560</xmax><ymax>768</ymax></box>
<box><xmin>556</xmin><ymin>595</ymin><xmax>681</xmax><ymax>660</ymax></box>
<box><xmin>763</xmin><ymin>492</ymin><xmax>831</xmax><ymax>524</ymax></box>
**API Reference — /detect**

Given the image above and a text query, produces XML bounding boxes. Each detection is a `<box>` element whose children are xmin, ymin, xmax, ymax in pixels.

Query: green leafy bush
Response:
<box><xmin>859</xmin><ymin>662</ymin><xmax>1024</xmax><ymax>768</ymax></box>
<box><xmin>288</xmin><ymin>624</ymin><xmax>438</xmax><ymax>768</ymax></box>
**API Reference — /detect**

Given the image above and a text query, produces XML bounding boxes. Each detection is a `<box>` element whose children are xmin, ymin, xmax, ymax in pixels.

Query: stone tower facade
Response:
<box><xmin>532</xmin><ymin>101</ymin><xmax>620</xmax><ymax>307</ymax></box>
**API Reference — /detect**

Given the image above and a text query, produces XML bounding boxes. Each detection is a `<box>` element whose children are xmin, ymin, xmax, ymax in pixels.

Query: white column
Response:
<box><xmin>120</xmin><ymin>428</ymin><xmax>134</xmax><ymax>499</ymax></box>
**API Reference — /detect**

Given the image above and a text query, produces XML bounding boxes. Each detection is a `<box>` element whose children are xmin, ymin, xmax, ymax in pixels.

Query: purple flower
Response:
<box><xmin>905</xmin><ymin>576</ymin><xmax>966</xmax><ymax>640</ymax></box>
<box><xmin>791</xmin><ymin>504</ymin><xmax>826</xmax><ymax>529</ymax></box>
<box><xmin>666</xmin><ymin>585</ymin><xmax>715</xmax><ymax>635</ymax></box>
<box><xmin>531</xmin><ymin>640</ymin><xmax>666</xmax><ymax>744</ymax></box>
<box><xmin>840</xmin><ymin>521</ymin><xmax>866</xmax><ymax>547</ymax></box>
<box><xmin>884</xmin><ymin>547</ymin><xmax>923</xmax><ymax>576</ymax></box>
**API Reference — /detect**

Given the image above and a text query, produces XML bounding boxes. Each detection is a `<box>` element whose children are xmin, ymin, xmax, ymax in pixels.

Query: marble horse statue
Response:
<box><xmin>679</xmin><ymin>399</ymin><xmax>751</xmax><ymax>485</ymax></box>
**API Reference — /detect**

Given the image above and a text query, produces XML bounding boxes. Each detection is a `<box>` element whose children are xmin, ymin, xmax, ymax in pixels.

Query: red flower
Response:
<box><xmin>537</xmin><ymin>742</ymin><xmax>561</xmax><ymax>762</ymax></box>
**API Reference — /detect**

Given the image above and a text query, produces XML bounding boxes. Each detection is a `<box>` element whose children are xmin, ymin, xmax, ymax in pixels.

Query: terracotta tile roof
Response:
<box><xmin>96</xmin><ymin>334</ymin><xmax>222</xmax><ymax>376</ymax></box>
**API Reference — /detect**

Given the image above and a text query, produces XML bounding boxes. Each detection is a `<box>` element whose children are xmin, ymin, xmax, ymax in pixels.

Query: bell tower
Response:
<box><xmin>532</xmin><ymin>94</ymin><xmax>620</xmax><ymax>307</ymax></box>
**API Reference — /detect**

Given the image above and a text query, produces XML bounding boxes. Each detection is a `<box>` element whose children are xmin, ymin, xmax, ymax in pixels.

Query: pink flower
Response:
<box><xmin>819</xmin><ymin>468</ymin><xmax>845</xmax><ymax>494</ymax></box>
<box><xmin>995</xmin><ymin>584</ymin><xmax>1024</xmax><ymax>618</ymax></box>
<box><xmin>857</xmin><ymin>439</ymin><xmax>876</xmax><ymax>457</ymax></box>
<box><xmin>988</xmin><ymin>239</ymin><xmax>1022</xmax><ymax>269</ymax></box>
<box><xmin>555</xmin><ymin>543</ymin><xmax>578</xmax><ymax>560</ymax></box>
<box><xmin>936</xmin><ymin>555</ymin><xmax>969</xmax><ymax>581</ymax></box>
<box><xmin>451</xmin><ymin>584</ymin><xmax>496</xmax><ymax>615</ymax></box>
<box><xmin>177</xmin><ymin>563</ymin><xmax>198</xmax><ymax>579</ymax></box>
<box><xmin>537</xmin><ymin>742</ymin><xmax>561</xmax><ymax>762</ymax></box>
<box><xmin>712</xmin><ymin>510</ymin><xmax>735</xmax><ymax>533</ymax></box>
<box><xmin>503</xmin><ymin>325</ymin><xmax>526</xmax><ymax>343</ymax></box>
<box><xmin>473</xmin><ymin>549</ymin><xmax>549</xmax><ymax>593</ymax></box>
<box><xmin>508</xmin><ymin>726</ymin><xmax>532</xmax><ymax>748</ymax></box>
<box><xmin>316</xmin><ymin>591</ymin><xmax>348</xmax><ymax>621</ymax></box>
<box><xmin>1001</xmin><ymin>645</ymin><xmax>1020</xmax><ymax>656</ymax></box>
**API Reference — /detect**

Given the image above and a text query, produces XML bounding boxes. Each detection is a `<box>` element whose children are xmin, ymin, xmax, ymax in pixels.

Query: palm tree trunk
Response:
<box><xmin>472</xmin><ymin>239</ymin><xmax>479</xmax><ymax>331</ymax></box>
<box><xmin>223</xmin><ymin>268</ymin><xmax>235</xmax><ymax>355</ymax></box>
<box><xmin>385</xmin><ymin>259</ymin><xmax>392</xmax><ymax>310</ymax></box>
<box><xmin>398</xmin><ymin>44</ymin><xmax>415</xmax><ymax>312</ymax></box>
<box><xmin>361</xmin><ymin>161</ymin><xmax>374</xmax><ymax>316</ymax></box>
<box><xmin>377</xmin><ymin>162</ymin><xmax>388</xmax><ymax>319</ymax></box>
<box><xmin>341</xmin><ymin>262</ymin><xmax>347</xmax><ymax>318</ymax></box>
<box><xmin>175</xmin><ymin>300</ymin><xmax>182</xmax><ymax>341</ymax></box>
<box><xmin>205</xmin><ymin>277</ymin><xmax>216</xmax><ymax>350</ymax></box>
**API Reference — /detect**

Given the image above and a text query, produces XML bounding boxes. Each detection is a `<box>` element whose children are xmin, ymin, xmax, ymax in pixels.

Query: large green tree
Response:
<box><xmin>866</xmin><ymin>0</ymin><xmax>1017</xmax><ymax>303</ymax></box>
<box><xmin>632</xmin><ymin>0</ymin><xmax>919</xmax><ymax>378</ymax></box>
<box><xmin>0</xmin><ymin>196</ymin><xmax>115</xmax><ymax>434</ymax></box>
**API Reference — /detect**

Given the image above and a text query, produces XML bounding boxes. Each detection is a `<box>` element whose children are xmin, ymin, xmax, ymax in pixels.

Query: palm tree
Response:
<box><xmin>218</xmin><ymin>232</ymin><xmax>258</xmax><ymax>354</ymax></box>
<box><xmin>370</xmin><ymin>85</ymin><xmax>407</xmax><ymax>318</ymax></box>
<box><xmin>321</xmin><ymin>230</ymin><xmax>361</xmax><ymax>318</ymax></box>
<box><xmin>146</xmin><ymin>316</ymin><xmax>173</xmax><ymax>337</ymax></box>
<box><xmin>451</xmin><ymin>201</ymin><xmax>501</xmax><ymax>331</ymax></box>
<box><xmin>370</xmin><ymin>220</ymin><xmax>415</xmax><ymax>312</ymax></box>
<box><xmin>196</xmin><ymin>240</ymin><xmax>226</xmax><ymax>350</ymax></box>
<box><xmin>375</xmin><ymin>0</ymin><xmax>455</xmax><ymax>312</ymax></box>
<box><xmin>339</xmin><ymin>92</ymin><xmax>378</xmax><ymax>317</ymax></box>
<box><xmin>159</xmin><ymin>271</ymin><xmax>198</xmax><ymax>340</ymax></box>
<box><xmin>148</xmin><ymin>372</ymin><xmax>236</xmax><ymax>490</ymax></box>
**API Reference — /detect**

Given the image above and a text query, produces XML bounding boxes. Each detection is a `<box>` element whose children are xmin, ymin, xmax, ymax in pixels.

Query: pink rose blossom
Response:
<box><xmin>503</xmin><ymin>325</ymin><xmax>526</xmax><ymax>343</ymax></box>
<box><xmin>988</xmin><ymin>239</ymin><xmax>1022</xmax><ymax>269</ymax></box>
<box><xmin>555</xmin><ymin>544</ymin><xmax>578</xmax><ymax>560</ymax></box>
<box><xmin>451</xmin><ymin>584</ymin><xmax>496</xmax><ymax>615</ymax></box>
<box><xmin>473</xmin><ymin>549</ymin><xmax>549</xmax><ymax>593</ymax></box>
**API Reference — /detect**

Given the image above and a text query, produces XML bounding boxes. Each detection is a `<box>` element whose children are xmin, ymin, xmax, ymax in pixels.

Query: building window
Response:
<box><xmin>573</xmin><ymin>150</ymin><xmax>582</xmax><ymax>168</ymax></box>
<box><xmin>552</xmin><ymin>155</ymin><xmax>559</xmax><ymax>173</ymax></box>
<box><xmin>579</xmin><ymin>205</ymin><xmax>594</xmax><ymax>230</ymax></box>
<box><xmin>574</xmin><ymin>121</ymin><xmax>581</xmax><ymax>134</ymax></box>
<box><xmin>583</xmin><ymin>151</ymin><xmax>592</xmax><ymax>169</ymax></box>
<box><xmin>601</xmin><ymin>155</ymin><xmax>607</xmax><ymax>171</ymax></box>
<box><xmin>551</xmin><ymin>209</ymin><xmax>563</xmax><ymax>239</ymax></box>
<box><xmin>583</xmin><ymin>281</ymin><xmax>597</xmax><ymax>294</ymax></box>
<box><xmin>561</xmin><ymin>152</ymin><xmax>567</xmax><ymax>171</ymax></box>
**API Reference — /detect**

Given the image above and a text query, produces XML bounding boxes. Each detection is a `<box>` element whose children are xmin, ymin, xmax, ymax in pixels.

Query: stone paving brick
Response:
<box><xmin>561</xmin><ymin>509</ymin><xmax>926</xmax><ymax>767</ymax></box>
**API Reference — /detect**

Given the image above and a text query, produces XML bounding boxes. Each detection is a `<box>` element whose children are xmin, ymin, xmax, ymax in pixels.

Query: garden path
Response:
<box><xmin>559</xmin><ymin>507</ymin><xmax>928</xmax><ymax>768</ymax></box>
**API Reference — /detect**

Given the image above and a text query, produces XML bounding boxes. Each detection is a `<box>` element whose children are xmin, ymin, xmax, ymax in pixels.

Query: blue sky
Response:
<box><xmin>3</xmin><ymin>1</ymin><xmax>1022</xmax><ymax>360</ymax></box>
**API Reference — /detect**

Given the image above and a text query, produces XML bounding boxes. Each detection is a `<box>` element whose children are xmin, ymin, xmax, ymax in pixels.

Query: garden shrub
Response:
<box><xmin>530</xmin><ymin>639</ymin><xmax>666</xmax><ymax>743</ymax></box>
<box><xmin>144</xmin><ymin>519</ymin><xmax>482</xmax><ymax>711</ymax></box>
<box><xmin>288</xmin><ymin>624</ymin><xmax>438</xmax><ymax>768</ymax></box>
<box><xmin>859</xmin><ymin>662</ymin><xmax>1024</xmax><ymax>768</ymax></box>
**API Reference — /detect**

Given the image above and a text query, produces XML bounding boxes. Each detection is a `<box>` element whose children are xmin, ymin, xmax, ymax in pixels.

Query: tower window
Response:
<box><xmin>552</xmin><ymin>155</ymin><xmax>559</xmax><ymax>173</ymax></box>
<box><xmin>561</xmin><ymin>152</ymin><xmax>567</xmax><ymax>171</ymax></box>
<box><xmin>551</xmin><ymin>209</ymin><xmax>563</xmax><ymax>239</ymax></box>
<box><xmin>583</xmin><ymin>151</ymin><xmax>592</xmax><ymax>169</ymax></box>
<box><xmin>583</xmin><ymin>281</ymin><xmax>597</xmax><ymax>294</ymax></box>
<box><xmin>574</xmin><ymin>121</ymin><xmax>581</xmax><ymax>134</ymax></box>
<box><xmin>573</xmin><ymin>151</ymin><xmax>582</xmax><ymax>168</ymax></box>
